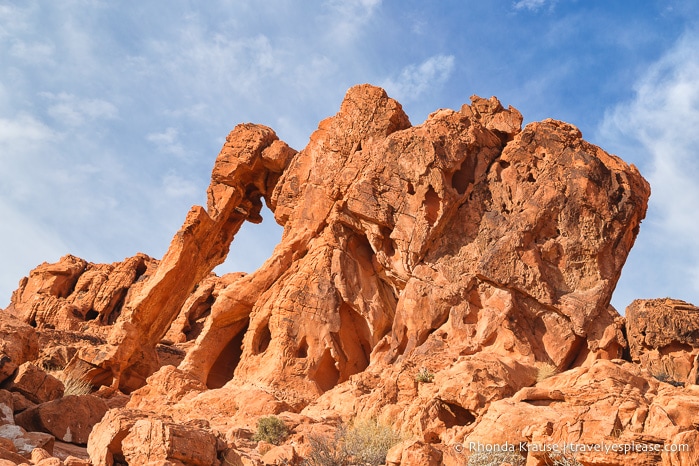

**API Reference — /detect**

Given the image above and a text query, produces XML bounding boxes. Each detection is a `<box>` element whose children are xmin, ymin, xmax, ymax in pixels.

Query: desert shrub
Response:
<box><xmin>535</xmin><ymin>361</ymin><xmax>558</xmax><ymax>383</ymax></box>
<box><xmin>467</xmin><ymin>450</ymin><xmax>525</xmax><ymax>466</ymax></box>
<box><xmin>547</xmin><ymin>452</ymin><xmax>583</xmax><ymax>465</ymax></box>
<box><xmin>303</xmin><ymin>428</ymin><xmax>350</xmax><ymax>466</ymax></box>
<box><xmin>302</xmin><ymin>419</ymin><xmax>401</xmax><ymax>466</ymax></box>
<box><xmin>47</xmin><ymin>367</ymin><xmax>93</xmax><ymax>396</ymax></box>
<box><xmin>415</xmin><ymin>367</ymin><xmax>435</xmax><ymax>383</ymax></box>
<box><xmin>344</xmin><ymin>418</ymin><xmax>402</xmax><ymax>465</ymax></box>
<box><xmin>253</xmin><ymin>415</ymin><xmax>289</xmax><ymax>445</ymax></box>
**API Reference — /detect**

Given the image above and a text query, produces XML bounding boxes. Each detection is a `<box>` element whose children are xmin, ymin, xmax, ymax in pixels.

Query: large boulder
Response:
<box><xmin>626</xmin><ymin>298</ymin><xmax>699</xmax><ymax>385</ymax></box>
<box><xmin>87</xmin><ymin>409</ymin><xmax>219</xmax><ymax>466</ymax></box>
<box><xmin>15</xmin><ymin>395</ymin><xmax>109</xmax><ymax>445</ymax></box>
<box><xmin>0</xmin><ymin>313</ymin><xmax>38</xmax><ymax>385</ymax></box>
<box><xmin>2</xmin><ymin>362</ymin><xmax>64</xmax><ymax>404</ymax></box>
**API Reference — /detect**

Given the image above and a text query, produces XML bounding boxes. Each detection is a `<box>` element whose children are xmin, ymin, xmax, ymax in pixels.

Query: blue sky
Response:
<box><xmin>1</xmin><ymin>0</ymin><xmax>699</xmax><ymax>312</ymax></box>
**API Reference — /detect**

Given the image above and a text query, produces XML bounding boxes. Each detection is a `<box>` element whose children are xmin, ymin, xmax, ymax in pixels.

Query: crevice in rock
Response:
<box><xmin>438</xmin><ymin>400</ymin><xmax>476</xmax><ymax>428</ymax></box>
<box><xmin>407</xmin><ymin>181</ymin><xmax>415</xmax><ymax>195</ymax></box>
<box><xmin>423</xmin><ymin>186</ymin><xmax>441</xmax><ymax>227</ymax></box>
<box><xmin>337</xmin><ymin>303</ymin><xmax>372</xmax><ymax>382</ymax></box>
<box><xmin>253</xmin><ymin>319</ymin><xmax>272</xmax><ymax>355</ymax></box>
<box><xmin>451</xmin><ymin>156</ymin><xmax>476</xmax><ymax>195</ymax></box>
<box><xmin>296</xmin><ymin>337</ymin><xmax>309</xmax><ymax>359</ymax></box>
<box><xmin>313</xmin><ymin>347</ymin><xmax>340</xmax><ymax>392</ymax></box>
<box><xmin>184</xmin><ymin>305</ymin><xmax>212</xmax><ymax>342</ymax></box>
<box><xmin>104</xmin><ymin>287</ymin><xmax>128</xmax><ymax>325</ymax></box>
<box><xmin>206</xmin><ymin>320</ymin><xmax>248</xmax><ymax>389</ymax></box>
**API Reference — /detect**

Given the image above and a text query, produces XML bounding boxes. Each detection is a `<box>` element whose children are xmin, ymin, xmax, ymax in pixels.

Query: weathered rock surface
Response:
<box><xmin>2</xmin><ymin>362</ymin><xmax>63</xmax><ymax>404</ymax></box>
<box><xmin>5</xmin><ymin>84</ymin><xmax>689</xmax><ymax>466</ymax></box>
<box><xmin>0</xmin><ymin>313</ymin><xmax>38</xmax><ymax>385</ymax></box>
<box><xmin>14</xmin><ymin>394</ymin><xmax>109</xmax><ymax>445</ymax></box>
<box><xmin>87</xmin><ymin>408</ymin><xmax>219</xmax><ymax>466</ymax></box>
<box><xmin>461</xmin><ymin>358</ymin><xmax>699</xmax><ymax>465</ymax></box>
<box><xmin>626</xmin><ymin>298</ymin><xmax>699</xmax><ymax>385</ymax></box>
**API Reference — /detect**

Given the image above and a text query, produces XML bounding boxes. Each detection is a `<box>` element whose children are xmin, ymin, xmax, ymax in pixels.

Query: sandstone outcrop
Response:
<box><xmin>0</xmin><ymin>314</ymin><xmax>38</xmax><ymax>385</ymax></box>
<box><xmin>626</xmin><ymin>298</ymin><xmax>699</xmax><ymax>385</ymax></box>
<box><xmin>3</xmin><ymin>362</ymin><xmax>63</xmax><ymax>404</ymax></box>
<box><xmin>15</xmin><ymin>395</ymin><xmax>109</xmax><ymax>445</ymax></box>
<box><xmin>6</xmin><ymin>84</ymin><xmax>695</xmax><ymax>466</ymax></box>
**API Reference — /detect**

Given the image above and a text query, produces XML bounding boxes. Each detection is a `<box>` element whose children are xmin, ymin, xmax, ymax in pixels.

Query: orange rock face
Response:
<box><xmin>6</xmin><ymin>84</ymin><xmax>688</xmax><ymax>466</ymax></box>
<box><xmin>626</xmin><ymin>298</ymin><xmax>699</xmax><ymax>385</ymax></box>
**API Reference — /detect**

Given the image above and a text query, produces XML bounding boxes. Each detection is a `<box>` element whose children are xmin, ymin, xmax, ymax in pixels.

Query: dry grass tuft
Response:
<box><xmin>467</xmin><ymin>450</ymin><xmax>525</xmax><ymax>466</ymax></box>
<box><xmin>302</xmin><ymin>418</ymin><xmax>402</xmax><ymax>466</ymax></box>
<box><xmin>47</xmin><ymin>367</ymin><xmax>93</xmax><ymax>396</ymax></box>
<box><xmin>535</xmin><ymin>361</ymin><xmax>558</xmax><ymax>383</ymax></box>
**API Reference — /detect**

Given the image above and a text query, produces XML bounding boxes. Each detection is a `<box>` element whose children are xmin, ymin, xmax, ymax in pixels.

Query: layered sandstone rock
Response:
<box><xmin>0</xmin><ymin>313</ymin><xmax>38</xmax><ymax>384</ymax></box>
<box><xmin>460</xmin><ymin>358</ymin><xmax>699</xmax><ymax>465</ymax></box>
<box><xmin>2</xmin><ymin>84</ymin><xmax>665</xmax><ymax>465</ymax></box>
<box><xmin>170</xmin><ymin>86</ymin><xmax>648</xmax><ymax>434</ymax></box>
<box><xmin>15</xmin><ymin>395</ymin><xmax>109</xmax><ymax>445</ymax></box>
<box><xmin>2</xmin><ymin>362</ymin><xmax>63</xmax><ymax>404</ymax></box>
<box><xmin>626</xmin><ymin>298</ymin><xmax>699</xmax><ymax>385</ymax></box>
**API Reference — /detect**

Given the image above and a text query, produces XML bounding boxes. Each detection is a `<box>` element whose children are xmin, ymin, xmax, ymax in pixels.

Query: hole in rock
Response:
<box><xmin>438</xmin><ymin>401</ymin><xmax>476</xmax><ymax>428</ymax></box>
<box><xmin>207</xmin><ymin>321</ymin><xmax>248</xmax><ymax>389</ymax></box>
<box><xmin>423</xmin><ymin>186</ymin><xmax>441</xmax><ymax>227</ymax></box>
<box><xmin>104</xmin><ymin>288</ymin><xmax>128</xmax><ymax>325</ymax></box>
<box><xmin>253</xmin><ymin>319</ymin><xmax>272</xmax><ymax>355</ymax></box>
<box><xmin>134</xmin><ymin>258</ymin><xmax>148</xmax><ymax>281</ymax></box>
<box><xmin>407</xmin><ymin>181</ymin><xmax>415</xmax><ymax>195</ymax></box>
<box><xmin>85</xmin><ymin>309</ymin><xmax>99</xmax><ymax>321</ymax></box>
<box><xmin>451</xmin><ymin>157</ymin><xmax>476</xmax><ymax>195</ymax></box>
<box><xmin>213</xmin><ymin>205</ymin><xmax>284</xmax><ymax>277</ymax></box>
<box><xmin>296</xmin><ymin>337</ymin><xmax>309</xmax><ymax>359</ymax></box>
<box><xmin>336</xmin><ymin>303</ymin><xmax>373</xmax><ymax>382</ymax></box>
<box><xmin>313</xmin><ymin>348</ymin><xmax>340</xmax><ymax>392</ymax></box>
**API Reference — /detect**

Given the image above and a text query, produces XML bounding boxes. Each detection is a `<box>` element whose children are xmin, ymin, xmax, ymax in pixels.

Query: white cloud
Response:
<box><xmin>513</xmin><ymin>0</ymin><xmax>555</xmax><ymax>11</ymax></box>
<box><xmin>41</xmin><ymin>92</ymin><xmax>118</xmax><ymax>127</ymax></box>
<box><xmin>162</xmin><ymin>172</ymin><xmax>198</xmax><ymax>199</ymax></box>
<box><xmin>323</xmin><ymin>0</ymin><xmax>382</xmax><ymax>45</ymax></box>
<box><xmin>0</xmin><ymin>113</ymin><xmax>55</xmax><ymax>147</ymax></box>
<box><xmin>381</xmin><ymin>54</ymin><xmax>455</xmax><ymax>103</ymax></box>
<box><xmin>0</xmin><ymin>200</ymin><xmax>69</xmax><ymax>308</ymax></box>
<box><xmin>0</xmin><ymin>114</ymin><xmax>58</xmax><ymax>199</ymax></box>
<box><xmin>600</xmin><ymin>31</ymin><xmax>699</xmax><ymax>307</ymax></box>
<box><xmin>147</xmin><ymin>127</ymin><xmax>187</xmax><ymax>158</ymax></box>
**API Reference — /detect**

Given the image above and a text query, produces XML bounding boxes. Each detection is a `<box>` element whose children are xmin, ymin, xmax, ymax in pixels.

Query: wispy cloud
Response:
<box><xmin>513</xmin><ymin>0</ymin><xmax>556</xmax><ymax>11</ymax></box>
<box><xmin>322</xmin><ymin>0</ymin><xmax>382</xmax><ymax>45</ymax></box>
<box><xmin>41</xmin><ymin>92</ymin><xmax>118</xmax><ymax>127</ymax></box>
<box><xmin>600</xmin><ymin>31</ymin><xmax>699</xmax><ymax>307</ymax></box>
<box><xmin>147</xmin><ymin>127</ymin><xmax>188</xmax><ymax>159</ymax></box>
<box><xmin>381</xmin><ymin>54</ymin><xmax>455</xmax><ymax>103</ymax></box>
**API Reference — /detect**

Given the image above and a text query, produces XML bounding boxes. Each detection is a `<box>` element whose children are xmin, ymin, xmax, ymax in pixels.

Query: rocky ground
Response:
<box><xmin>1</xmin><ymin>84</ymin><xmax>698</xmax><ymax>465</ymax></box>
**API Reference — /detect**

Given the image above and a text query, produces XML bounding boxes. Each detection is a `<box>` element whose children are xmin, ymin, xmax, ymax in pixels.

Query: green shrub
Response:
<box><xmin>253</xmin><ymin>416</ymin><xmax>289</xmax><ymax>445</ymax></box>
<box><xmin>415</xmin><ymin>367</ymin><xmax>435</xmax><ymax>383</ymax></box>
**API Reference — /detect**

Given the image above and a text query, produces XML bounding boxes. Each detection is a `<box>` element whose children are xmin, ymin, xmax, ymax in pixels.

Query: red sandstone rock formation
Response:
<box><xmin>6</xmin><ymin>84</ymin><xmax>699</xmax><ymax>466</ymax></box>
<box><xmin>626</xmin><ymin>298</ymin><xmax>699</xmax><ymax>385</ymax></box>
